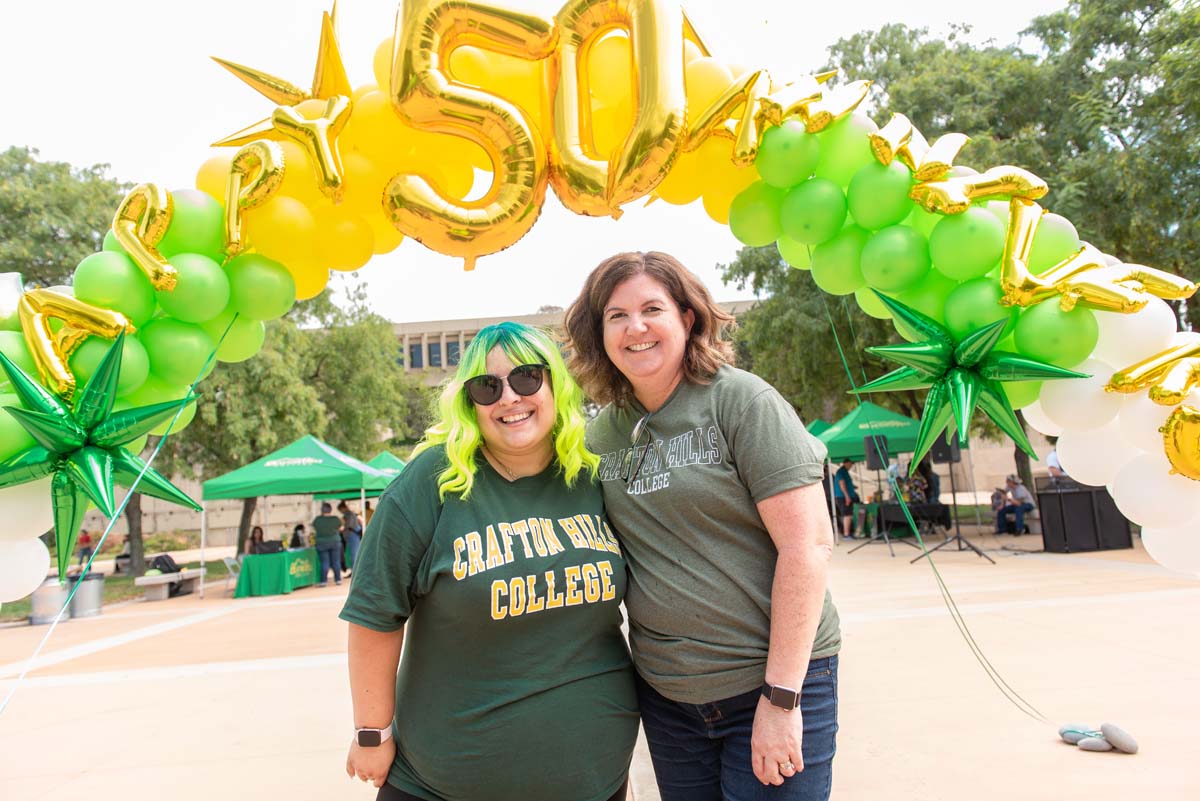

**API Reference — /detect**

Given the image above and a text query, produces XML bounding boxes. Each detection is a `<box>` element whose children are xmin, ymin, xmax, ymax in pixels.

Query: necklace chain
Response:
<box><xmin>482</xmin><ymin>445</ymin><xmax>519</xmax><ymax>481</ymax></box>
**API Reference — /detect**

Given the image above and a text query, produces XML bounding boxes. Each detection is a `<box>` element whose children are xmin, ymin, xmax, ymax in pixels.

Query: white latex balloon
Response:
<box><xmin>0</xmin><ymin>537</ymin><xmax>51</xmax><ymax>602</ymax></box>
<box><xmin>1141</xmin><ymin>524</ymin><xmax>1200</xmax><ymax>577</ymax></box>
<box><xmin>1040</xmin><ymin>359</ymin><xmax>1124</xmax><ymax>431</ymax></box>
<box><xmin>1110</xmin><ymin>451</ymin><xmax>1200</xmax><ymax>530</ymax></box>
<box><xmin>0</xmin><ymin>478</ymin><xmax>55</xmax><ymax>543</ymax></box>
<box><xmin>1021</xmin><ymin>400</ymin><xmax>1062</xmax><ymax>436</ymax></box>
<box><xmin>1118</xmin><ymin>392</ymin><xmax>1176</xmax><ymax>452</ymax></box>
<box><xmin>1056</xmin><ymin>421</ymin><xmax>1138</xmax><ymax>487</ymax></box>
<box><xmin>1092</xmin><ymin>298</ymin><xmax>1178</xmax><ymax>369</ymax></box>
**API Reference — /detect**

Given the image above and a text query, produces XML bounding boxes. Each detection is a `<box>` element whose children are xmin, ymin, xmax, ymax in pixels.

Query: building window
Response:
<box><xmin>396</xmin><ymin>344</ymin><xmax>405</xmax><ymax>367</ymax></box>
<box><xmin>447</xmin><ymin>341</ymin><xmax>461</xmax><ymax>366</ymax></box>
<box><xmin>428</xmin><ymin>342</ymin><xmax>442</xmax><ymax>368</ymax></box>
<box><xmin>409</xmin><ymin>343</ymin><xmax>423</xmax><ymax>369</ymax></box>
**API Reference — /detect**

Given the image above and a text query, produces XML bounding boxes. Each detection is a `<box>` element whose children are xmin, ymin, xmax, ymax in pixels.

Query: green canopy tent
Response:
<box><xmin>806</xmin><ymin>419</ymin><xmax>832</xmax><ymax>437</ymax></box>
<box><xmin>314</xmin><ymin>451</ymin><xmax>407</xmax><ymax>500</ymax></box>
<box><xmin>198</xmin><ymin>436</ymin><xmax>394</xmax><ymax>593</ymax></box>
<box><xmin>817</xmin><ymin>402</ymin><xmax>924</xmax><ymax>462</ymax></box>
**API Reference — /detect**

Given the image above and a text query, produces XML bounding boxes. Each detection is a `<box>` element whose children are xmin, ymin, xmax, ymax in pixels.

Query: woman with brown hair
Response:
<box><xmin>565</xmin><ymin>251</ymin><xmax>841</xmax><ymax>801</ymax></box>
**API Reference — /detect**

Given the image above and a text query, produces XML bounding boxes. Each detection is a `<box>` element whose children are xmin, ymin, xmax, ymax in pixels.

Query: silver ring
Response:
<box><xmin>780</xmin><ymin>761</ymin><xmax>795</xmax><ymax>772</ymax></box>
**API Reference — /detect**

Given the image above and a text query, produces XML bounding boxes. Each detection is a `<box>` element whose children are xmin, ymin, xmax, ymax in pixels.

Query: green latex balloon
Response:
<box><xmin>729</xmin><ymin>181</ymin><xmax>786</xmax><ymax>246</ymax></box>
<box><xmin>158</xmin><ymin>189</ymin><xmax>226</xmax><ymax>259</ymax></box>
<box><xmin>943</xmin><ymin>277</ymin><xmax>1017</xmax><ymax>343</ymax></box>
<box><xmin>72</xmin><ymin>251</ymin><xmax>157</xmax><ymax>327</ymax></box>
<box><xmin>847</xmin><ymin>161</ymin><xmax>916</xmax><ymax>230</ymax></box>
<box><xmin>1002</xmin><ymin>380</ymin><xmax>1042</xmax><ymax>410</ymax></box>
<box><xmin>225</xmin><ymin>253</ymin><xmax>296</xmax><ymax>321</ymax></box>
<box><xmin>810</xmin><ymin>225</ymin><xmax>869</xmax><ymax>296</ymax></box>
<box><xmin>101</xmin><ymin>230</ymin><xmax>126</xmax><ymax>255</ymax></box>
<box><xmin>158</xmin><ymin>253</ymin><xmax>231</xmax><ymax>323</ymax></box>
<box><xmin>122</xmin><ymin>375</ymin><xmax>197</xmax><ymax>436</ymax></box>
<box><xmin>1013</xmin><ymin>299</ymin><xmax>1098</xmax><ymax>368</ymax></box>
<box><xmin>1027</xmin><ymin>213</ymin><xmax>1081</xmax><ymax>274</ymax></box>
<box><xmin>854</xmin><ymin>286</ymin><xmax>892</xmax><ymax>320</ymax></box>
<box><xmin>813</xmin><ymin>113</ymin><xmax>878</xmax><ymax>187</ymax></box>
<box><xmin>779</xmin><ymin>179</ymin><xmax>847</xmax><ymax>245</ymax></box>
<box><xmin>906</xmin><ymin>206</ymin><xmax>942</xmax><ymax>239</ymax></box>
<box><xmin>0</xmin><ymin>393</ymin><xmax>37</xmax><ymax>462</ymax></box>
<box><xmin>199</xmin><ymin>310</ymin><xmax>267</xmax><ymax>362</ymax></box>
<box><xmin>70</xmin><ymin>335</ymin><xmax>150</xmax><ymax>397</ymax></box>
<box><xmin>139</xmin><ymin>318</ymin><xmax>216</xmax><ymax>386</ymax></box>
<box><xmin>891</xmin><ymin>270</ymin><xmax>958</xmax><ymax>339</ymax></box>
<box><xmin>860</xmin><ymin>225</ymin><xmax>931</xmax><ymax>292</ymax></box>
<box><xmin>776</xmin><ymin>236</ymin><xmax>812</xmax><ymax>269</ymax></box>
<box><xmin>755</xmin><ymin>120</ymin><xmax>821</xmax><ymax>188</ymax></box>
<box><xmin>930</xmin><ymin>207</ymin><xmax>1007</xmax><ymax>281</ymax></box>
<box><xmin>0</xmin><ymin>332</ymin><xmax>37</xmax><ymax>393</ymax></box>
<box><xmin>983</xmin><ymin>199</ymin><xmax>1011</xmax><ymax>229</ymax></box>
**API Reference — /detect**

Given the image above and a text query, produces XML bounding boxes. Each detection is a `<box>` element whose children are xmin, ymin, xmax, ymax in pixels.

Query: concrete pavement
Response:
<box><xmin>2</xmin><ymin>530</ymin><xmax>1197</xmax><ymax>800</ymax></box>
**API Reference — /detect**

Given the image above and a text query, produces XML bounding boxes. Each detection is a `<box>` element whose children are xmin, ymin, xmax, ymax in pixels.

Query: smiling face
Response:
<box><xmin>602</xmin><ymin>273</ymin><xmax>695</xmax><ymax>403</ymax></box>
<box><xmin>473</xmin><ymin>346</ymin><xmax>555</xmax><ymax>466</ymax></box>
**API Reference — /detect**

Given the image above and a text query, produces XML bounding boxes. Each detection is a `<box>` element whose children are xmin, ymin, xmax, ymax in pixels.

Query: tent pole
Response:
<box><xmin>199</xmin><ymin>503</ymin><xmax>206</xmax><ymax>599</ymax></box>
<box><xmin>264</xmin><ymin>496</ymin><xmax>270</xmax><ymax>541</ymax></box>
<box><xmin>825</xmin><ymin>459</ymin><xmax>838</xmax><ymax>544</ymax></box>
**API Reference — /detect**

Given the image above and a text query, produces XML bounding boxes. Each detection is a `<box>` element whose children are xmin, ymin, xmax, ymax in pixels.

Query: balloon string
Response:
<box><xmin>817</xmin><ymin>294</ymin><xmax>1050</xmax><ymax>725</ymax></box>
<box><xmin>0</xmin><ymin>315</ymin><xmax>240</xmax><ymax>717</ymax></box>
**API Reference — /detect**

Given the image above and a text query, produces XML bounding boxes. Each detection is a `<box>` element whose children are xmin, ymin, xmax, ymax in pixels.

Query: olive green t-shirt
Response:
<box><xmin>588</xmin><ymin>365</ymin><xmax>841</xmax><ymax>704</ymax></box>
<box><xmin>311</xmin><ymin>514</ymin><xmax>341</xmax><ymax>546</ymax></box>
<box><xmin>339</xmin><ymin>446</ymin><xmax>638</xmax><ymax>801</ymax></box>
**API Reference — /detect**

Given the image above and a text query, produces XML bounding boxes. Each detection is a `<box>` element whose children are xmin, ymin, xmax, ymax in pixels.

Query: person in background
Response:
<box><xmin>313</xmin><ymin>502</ymin><xmax>343</xmax><ymax>586</ymax></box>
<box><xmin>995</xmin><ymin>474</ymin><xmax>1036</xmax><ymax>535</ymax></box>
<box><xmin>916</xmin><ymin>456</ymin><xmax>940</xmax><ymax>503</ymax></box>
<box><xmin>833</xmin><ymin>458</ymin><xmax>860</xmax><ymax>538</ymax></box>
<box><xmin>243</xmin><ymin>525</ymin><xmax>266</xmax><ymax>556</ymax></box>
<box><xmin>77</xmin><ymin>529</ymin><xmax>94</xmax><ymax>567</ymax></box>
<box><xmin>363</xmin><ymin>500</ymin><xmax>374</xmax><ymax>528</ymax></box>
<box><xmin>290</xmin><ymin>524</ymin><xmax>307</xmax><ymax>549</ymax></box>
<box><xmin>1046</xmin><ymin>436</ymin><xmax>1067</xmax><ymax>478</ymax></box>
<box><xmin>339</xmin><ymin>501</ymin><xmax>363</xmax><ymax>572</ymax></box>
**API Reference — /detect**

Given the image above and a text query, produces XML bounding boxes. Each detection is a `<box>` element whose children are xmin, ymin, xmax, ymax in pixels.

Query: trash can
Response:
<box><xmin>29</xmin><ymin>579</ymin><xmax>72</xmax><ymax>625</ymax></box>
<box><xmin>69</xmin><ymin>572</ymin><xmax>105</xmax><ymax>618</ymax></box>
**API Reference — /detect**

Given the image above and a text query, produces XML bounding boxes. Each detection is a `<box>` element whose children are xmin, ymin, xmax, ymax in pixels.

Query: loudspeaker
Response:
<box><xmin>930</xmin><ymin>431</ymin><xmax>961</xmax><ymax>464</ymax></box>
<box><xmin>863</xmin><ymin>435</ymin><xmax>889</xmax><ymax>470</ymax></box>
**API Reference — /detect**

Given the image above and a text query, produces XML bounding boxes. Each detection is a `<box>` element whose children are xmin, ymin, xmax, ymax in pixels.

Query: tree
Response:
<box><xmin>0</xmin><ymin>147</ymin><xmax>127</xmax><ymax>287</ymax></box>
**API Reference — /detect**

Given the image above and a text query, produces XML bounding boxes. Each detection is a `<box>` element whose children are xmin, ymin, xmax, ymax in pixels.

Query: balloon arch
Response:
<box><xmin>1</xmin><ymin>0</ymin><xmax>1198</xmax><ymax>600</ymax></box>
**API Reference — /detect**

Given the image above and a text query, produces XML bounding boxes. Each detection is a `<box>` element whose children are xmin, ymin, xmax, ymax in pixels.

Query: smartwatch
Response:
<box><xmin>355</xmin><ymin>727</ymin><xmax>393</xmax><ymax>747</ymax></box>
<box><xmin>761</xmin><ymin>682</ymin><xmax>800</xmax><ymax>711</ymax></box>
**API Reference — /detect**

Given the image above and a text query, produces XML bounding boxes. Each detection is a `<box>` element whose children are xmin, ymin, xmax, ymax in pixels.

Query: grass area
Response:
<box><xmin>0</xmin><ymin>559</ymin><xmax>234</xmax><ymax>624</ymax></box>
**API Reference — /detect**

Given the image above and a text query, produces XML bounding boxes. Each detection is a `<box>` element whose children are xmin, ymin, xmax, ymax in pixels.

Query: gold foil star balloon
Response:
<box><xmin>0</xmin><ymin>335</ymin><xmax>201</xmax><ymax>580</ymax></box>
<box><xmin>853</xmin><ymin>292</ymin><xmax>1087</xmax><ymax>463</ymax></box>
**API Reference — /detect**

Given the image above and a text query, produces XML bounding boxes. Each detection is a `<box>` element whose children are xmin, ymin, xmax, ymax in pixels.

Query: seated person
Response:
<box><xmin>244</xmin><ymin>525</ymin><xmax>267</xmax><ymax>555</ymax></box>
<box><xmin>995</xmin><ymin>474</ymin><xmax>1036</xmax><ymax>535</ymax></box>
<box><xmin>289</xmin><ymin>524</ymin><xmax>307</xmax><ymax>549</ymax></box>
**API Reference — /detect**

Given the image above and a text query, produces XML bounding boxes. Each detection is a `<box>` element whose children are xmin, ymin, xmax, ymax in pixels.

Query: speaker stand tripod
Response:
<box><xmin>910</xmin><ymin>461</ymin><xmax>994</xmax><ymax>564</ymax></box>
<box><xmin>848</xmin><ymin>465</ymin><xmax>922</xmax><ymax>558</ymax></box>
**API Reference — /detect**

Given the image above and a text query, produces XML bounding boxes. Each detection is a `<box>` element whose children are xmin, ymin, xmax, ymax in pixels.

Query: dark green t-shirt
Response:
<box><xmin>311</xmin><ymin>514</ymin><xmax>341</xmax><ymax>546</ymax></box>
<box><xmin>588</xmin><ymin>365</ymin><xmax>841</xmax><ymax>704</ymax></box>
<box><xmin>339</xmin><ymin>446</ymin><xmax>638</xmax><ymax>801</ymax></box>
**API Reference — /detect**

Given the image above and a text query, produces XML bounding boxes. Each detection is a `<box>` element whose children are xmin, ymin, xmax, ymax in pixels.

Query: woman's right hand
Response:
<box><xmin>346</xmin><ymin>737</ymin><xmax>395</xmax><ymax>788</ymax></box>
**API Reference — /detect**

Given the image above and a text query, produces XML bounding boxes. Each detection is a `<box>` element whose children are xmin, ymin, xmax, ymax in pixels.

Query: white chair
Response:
<box><xmin>222</xmin><ymin>556</ymin><xmax>241</xmax><ymax>594</ymax></box>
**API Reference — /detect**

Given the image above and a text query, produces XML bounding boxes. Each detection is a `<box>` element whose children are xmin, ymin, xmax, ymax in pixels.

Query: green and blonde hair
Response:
<box><xmin>413</xmin><ymin>322</ymin><xmax>598</xmax><ymax>500</ymax></box>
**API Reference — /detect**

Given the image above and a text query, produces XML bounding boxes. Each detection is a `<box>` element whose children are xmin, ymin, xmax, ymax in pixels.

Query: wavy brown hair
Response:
<box><xmin>565</xmin><ymin>251</ymin><xmax>735</xmax><ymax>407</ymax></box>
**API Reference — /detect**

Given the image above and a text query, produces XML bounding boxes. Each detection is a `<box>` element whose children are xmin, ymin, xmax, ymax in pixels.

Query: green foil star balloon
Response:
<box><xmin>0</xmin><ymin>334</ymin><xmax>201</xmax><ymax>580</ymax></box>
<box><xmin>853</xmin><ymin>292</ymin><xmax>1088</xmax><ymax>464</ymax></box>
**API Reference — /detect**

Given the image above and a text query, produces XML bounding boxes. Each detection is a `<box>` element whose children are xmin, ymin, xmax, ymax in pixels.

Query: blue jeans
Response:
<box><xmin>636</xmin><ymin>655</ymin><xmax>839</xmax><ymax>801</ymax></box>
<box><xmin>316</xmin><ymin>543</ymin><xmax>342</xmax><ymax>584</ymax></box>
<box><xmin>345</xmin><ymin>531</ymin><xmax>362</xmax><ymax>568</ymax></box>
<box><xmin>996</xmin><ymin>502</ymin><xmax>1035</xmax><ymax>533</ymax></box>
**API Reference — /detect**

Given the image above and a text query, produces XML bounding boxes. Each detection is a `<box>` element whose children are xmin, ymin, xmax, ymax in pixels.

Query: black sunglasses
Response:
<box><xmin>464</xmin><ymin>363</ymin><xmax>547</xmax><ymax>406</ymax></box>
<box><xmin>623</xmin><ymin>414</ymin><xmax>653</xmax><ymax>484</ymax></box>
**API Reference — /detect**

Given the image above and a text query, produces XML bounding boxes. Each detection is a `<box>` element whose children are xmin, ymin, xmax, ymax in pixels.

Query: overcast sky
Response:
<box><xmin>3</xmin><ymin>0</ymin><xmax>1067</xmax><ymax>323</ymax></box>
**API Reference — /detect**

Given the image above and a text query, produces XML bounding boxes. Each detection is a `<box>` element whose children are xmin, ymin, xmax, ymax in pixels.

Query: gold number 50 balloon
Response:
<box><xmin>386</xmin><ymin>0</ymin><xmax>559</xmax><ymax>270</ymax></box>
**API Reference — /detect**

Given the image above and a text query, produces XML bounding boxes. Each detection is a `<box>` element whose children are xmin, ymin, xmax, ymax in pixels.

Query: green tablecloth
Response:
<box><xmin>234</xmin><ymin>549</ymin><xmax>319</xmax><ymax>598</ymax></box>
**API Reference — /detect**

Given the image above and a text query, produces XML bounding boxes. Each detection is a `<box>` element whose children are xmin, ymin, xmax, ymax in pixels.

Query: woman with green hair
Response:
<box><xmin>341</xmin><ymin>322</ymin><xmax>638</xmax><ymax>801</ymax></box>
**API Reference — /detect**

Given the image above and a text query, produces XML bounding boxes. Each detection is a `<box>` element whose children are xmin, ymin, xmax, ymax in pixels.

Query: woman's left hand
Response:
<box><xmin>750</xmin><ymin>695</ymin><xmax>804</xmax><ymax>785</ymax></box>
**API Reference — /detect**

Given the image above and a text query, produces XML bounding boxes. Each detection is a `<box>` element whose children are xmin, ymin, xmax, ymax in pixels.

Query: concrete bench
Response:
<box><xmin>134</xmin><ymin>568</ymin><xmax>206</xmax><ymax>601</ymax></box>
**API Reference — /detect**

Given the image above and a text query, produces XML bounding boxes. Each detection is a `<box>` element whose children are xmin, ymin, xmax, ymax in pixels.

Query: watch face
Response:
<box><xmin>357</xmin><ymin>730</ymin><xmax>382</xmax><ymax>747</ymax></box>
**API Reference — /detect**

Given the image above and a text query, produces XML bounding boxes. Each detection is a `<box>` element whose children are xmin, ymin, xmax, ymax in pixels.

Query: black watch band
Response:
<box><xmin>761</xmin><ymin>682</ymin><xmax>800</xmax><ymax>711</ymax></box>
